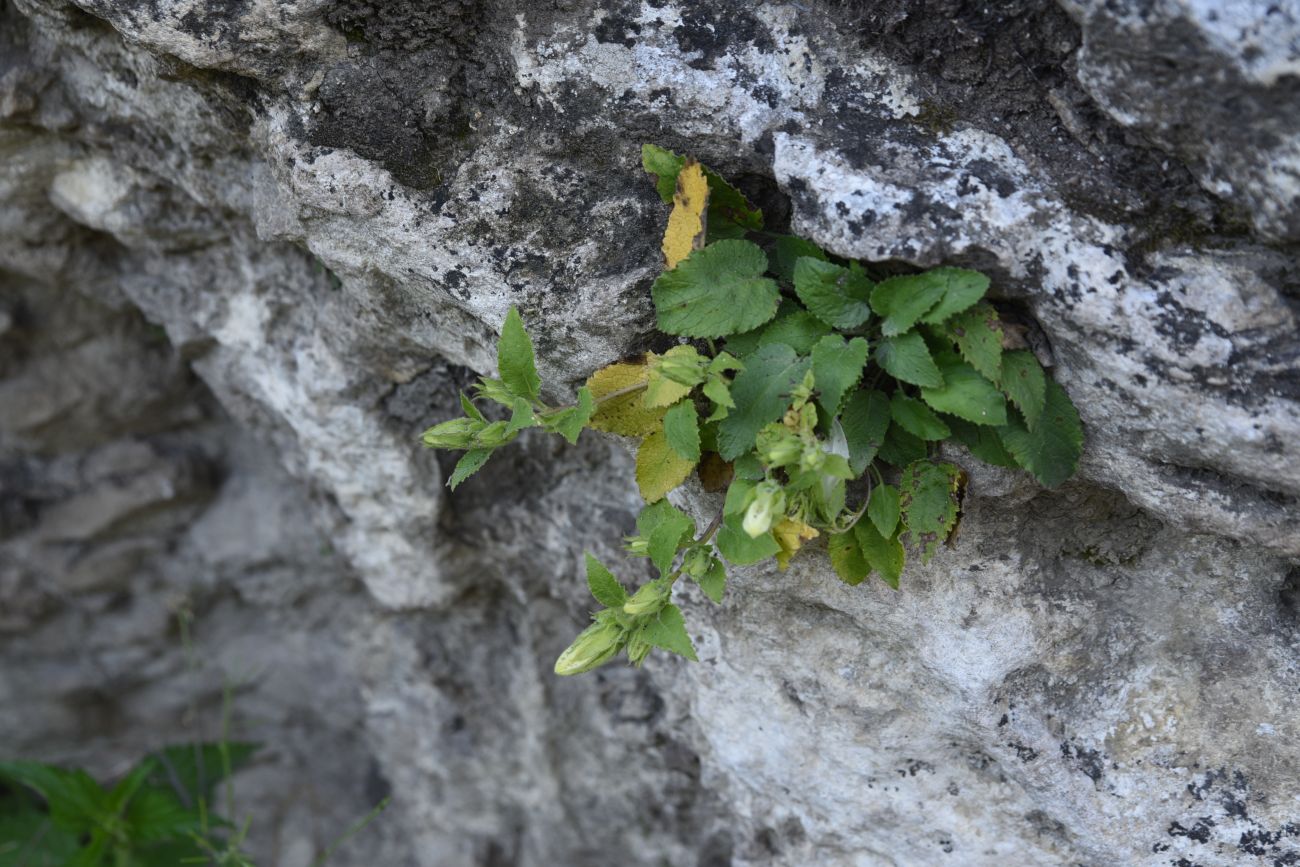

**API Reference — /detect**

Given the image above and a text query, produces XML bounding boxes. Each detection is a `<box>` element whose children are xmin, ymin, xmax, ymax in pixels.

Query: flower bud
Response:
<box><xmin>627</xmin><ymin>635</ymin><xmax>652</xmax><ymax>667</ymax></box>
<box><xmin>623</xmin><ymin>535</ymin><xmax>651</xmax><ymax>557</ymax></box>
<box><xmin>623</xmin><ymin>581</ymin><xmax>669</xmax><ymax>616</ymax></box>
<box><xmin>420</xmin><ymin>417</ymin><xmax>483</xmax><ymax>449</ymax></box>
<box><xmin>472</xmin><ymin>420</ymin><xmax>513</xmax><ymax>448</ymax></box>
<box><xmin>742</xmin><ymin>481</ymin><xmax>786</xmax><ymax>538</ymax></box>
<box><xmin>656</xmin><ymin>346</ymin><xmax>705</xmax><ymax>386</ymax></box>
<box><xmin>681</xmin><ymin>547</ymin><xmax>713</xmax><ymax>579</ymax></box>
<box><xmin>554</xmin><ymin>620</ymin><xmax>625</xmax><ymax>676</ymax></box>
<box><xmin>756</xmin><ymin>425</ymin><xmax>802</xmax><ymax>467</ymax></box>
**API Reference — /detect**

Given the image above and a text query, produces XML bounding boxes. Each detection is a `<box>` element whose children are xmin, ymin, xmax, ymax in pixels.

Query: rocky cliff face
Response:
<box><xmin>1</xmin><ymin>1</ymin><xmax>1297</xmax><ymax>865</ymax></box>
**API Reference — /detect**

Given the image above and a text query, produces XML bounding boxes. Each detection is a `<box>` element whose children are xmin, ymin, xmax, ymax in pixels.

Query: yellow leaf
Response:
<box><xmin>661</xmin><ymin>159</ymin><xmax>709</xmax><ymax>270</ymax></box>
<box><xmin>773</xmin><ymin>518</ymin><xmax>819</xmax><ymax>570</ymax></box>
<box><xmin>586</xmin><ymin>355</ymin><xmax>665</xmax><ymax>436</ymax></box>
<box><xmin>636</xmin><ymin>427</ymin><xmax>696</xmax><ymax>503</ymax></box>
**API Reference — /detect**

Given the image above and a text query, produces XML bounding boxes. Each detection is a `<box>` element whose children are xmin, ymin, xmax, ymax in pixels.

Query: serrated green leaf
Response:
<box><xmin>918</xmin><ymin>267</ymin><xmax>990</xmax><ymax>324</ymax></box>
<box><xmin>732</xmin><ymin>452</ymin><xmax>765</xmax><ymax>480</ymax></box>
<box><xmin>0</xmin><ymin>806</ymin><xmax>80</xmax><ymax>866</ymax></box>
<box><xmin>997</xmin><ymin>379</ymin><xmax>1083</xmax><ymax>488</ymax></box>
<box><xmin>840</xmin><ymin>388</ymin><xmax>891</xmax><ymax>475</ymax></box>
<box><xmin>459</xmin><ymin>392</ymin><xmax>486</xmax><ymax>423</ymax></box>
<box><xmin>143</xmin><ymin>743</ymin><xmax>258</xmax><ymax>807</ymax></box>
<box><xmin>828</xmin><ymin>531</ymin><xmax>870</xmax><ymax>585</ymax></box>
<box><xmin>811</xmin><ymin>335</ymin><xmax>870</xmax><ymax>419</ymax></box>
<box><xmin>697</xmin><ymin>557</ymin><xmax>727</xmax><ymax>603</ymax></box>
<box><xmin>449</xmin><ymin>448</ymin><xmax>493</xmax><ymax>489</ymax></box>
<box><xmin>639</xmin><ymin>603</ymin><xmax>698</xmax><ymax>661</ymax></box>
<box><xmin>544</xmin><ymin>387</ymin><xmax>595</xmax><ymax>445</ymax></box>
<box><xmin>875</xmin><ymin>333</ymin><xmax>945</xmax><ymax>388</ymax></box>
<box><xmin>890</xmin><ymin>393</ymin><xmax>952</xmax><ymax>440</ymax></box>
<box><xmin>899</xmin><ymin>460</ymin><xmax>964</xmax><ymax>562</ymax></box>
<box><xmin>949</xmin><ymin>303</ymin><xmax>1003</xmax><ymax>383</ymax></box>
<box><xmin>642</xmin><ymin>143</ymin><xmax>685</xmax><ymax>202</ymax></box>
<box><xmin>1000</xmin><ymin>349</ymin><xmax>1047</xmax><ymax>431</ymax></box>
<box><xmin>877</xmin><ymin>423</ymin><xmax>927</xmax><ymax>468</ymax></box>
<box><xmin>641</xmin><ymin>144</ymin><xmax>763</xmax><ymax>229</ymax></box>
<box><xmin>794</xmin><ymin>258</ymin><xmax>873</xmax><ymax>329</ymax></box>
<box><xmin>867</xmin><ymin>483</ymin><xmax>901</xmax><ymax>537</ymax></box>
<box><xmin>498</xmin><ymin>307</ymin><xmax>541</xmax><ymax>403</ymax></box>
<box><xmin>855</xmin><ymin>521</ymin><xmax>905</xmax><ymax>588</ymax></box>
<box><xmin>652</xmin><ymin>240</ymin><xmax>781</xmax><ymax>338</ymax></box>
<box><xmin>920</xmin><ymin>360</ymin><xmax>1008</xmax><ymax>425</ymax></box>
<box><xmin>870</xmin><ymin>273</ymin><xmax>947</xmax><ymax>336</ymax></box>
<box><xmin>756</xmin><ymin>309</ymin><xmax>833</xmax><ymax>354</ymax></box>
<box><xmin>946</xmin><ymin>416</ymin><xmax>1018</xmax><ymax>467</ymax></box>
<box><xmin>716</xmin><ymin>514</ymin><xmax>781</xmax><ymax>564</ymax></box>
<box><xmin>123</xmin><ymin>788</ymin><xmax>196</xmax><ymax>844</ymax></box>
<box><xmin>585</xmin><ymin>553</ymin><xmax>628</xmax><ymax>608</ymax></box>
<box><xmin>505</xmin><ymin>398</ymin><xmax>537</xmax><ymax>436</ymax></box>
<box><xmin>663</xmin><ymin>400</ymin><xmax>702</xmax><ymax>462</ymax></box>
<box><xmin>636</xmin><ymin>428</ymin><xmax>696</xmax><ymax>502</ymax></box>
<box><xmin>0</xmin><ymin>763</ymin><xmax>105</xmax><ymax>835</ymax></box>
<box><xmin>716</xmin><ymin>343</ymin><xmax>811</xmax><ymax>460</ymax></box>
<box><xmin>637</xmin><ymin>499</ymin><xmax>696</xmax><ymax>574</ymax></box>
<box><xmin>770</xmin><ymin>235</ymin><xmax>827</xmax><ymax>284</ymax></box>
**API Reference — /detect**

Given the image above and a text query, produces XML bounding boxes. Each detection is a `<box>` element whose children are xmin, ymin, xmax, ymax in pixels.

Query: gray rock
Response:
<box><xmin>1</xmin><ymin>0</ymin><xmax>1297</xmax><ymax>865</ymax></box>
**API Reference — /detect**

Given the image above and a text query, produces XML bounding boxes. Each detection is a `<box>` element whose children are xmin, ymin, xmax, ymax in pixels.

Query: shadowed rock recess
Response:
<box><xmin>1</xmin><ymin>0</ymin><xmax>1297</xmax><ymax>864</ymax></box>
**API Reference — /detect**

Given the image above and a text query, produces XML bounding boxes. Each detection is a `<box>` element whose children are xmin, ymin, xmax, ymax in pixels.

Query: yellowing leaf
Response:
<box><xmin>662</xmin><ymin>159</ymin><xmax>709</xmax><ymax>269</ymax></box>
<box><xmin>636</xmin><ymin>427</ymin><xmax>696</xmax><ymax>503</ymax></box>
<box><xmin>586</xmin><ymin>356</ymin><xmax>664</xmax><ymax>437</ymax></box>
<box><xmin>773</xmin><ymin>518</ymin><xmax>819</xmax><ymax>571</ymax></box>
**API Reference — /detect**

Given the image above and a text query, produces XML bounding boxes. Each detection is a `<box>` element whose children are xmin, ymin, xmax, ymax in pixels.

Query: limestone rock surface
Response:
<box><xmin>1</xmin><ymin>1</ymin><xmax>1297</xmax><ymax>865</ymax></box>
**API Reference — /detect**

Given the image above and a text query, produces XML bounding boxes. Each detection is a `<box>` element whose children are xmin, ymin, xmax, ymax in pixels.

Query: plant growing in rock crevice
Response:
<box><xmin>420</xmin><ymin>145</ymin><xmax>1083</xmax><ymax>675</ymax></box>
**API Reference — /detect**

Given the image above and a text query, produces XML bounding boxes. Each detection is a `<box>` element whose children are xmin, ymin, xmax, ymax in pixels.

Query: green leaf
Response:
<box><xmin>770</xmin><ymin>235</ymin><xmax>827</xmax><ymax>284</ymax></box>
<box><xmin>143</xmin><ymin>743</ymin><xmax>258</xmax><ymax>807</ymax></box>
<box><xmin>697</xmin><ymin>557</ymin><xmax>727</xmax><ymax>603</ymax></box>
<box><xmin>716</xmin><ymin>343</ymin><xmax>811</xmax><ymax>460</ymax></box>
<box><xmin>867</xmin><ymin>483</ymin><xmax>901</xmax><ymax>537</ymax></box>
<box><xmin>877</xmin><ymin>423</ymin><xmax>927</xmax><ymax>468</ymax></box>
<box><xmin>448</xmin><ymin>448</ymin><xmax>493</xmax><ymax>490</ymax></box>
<box><xmin>794</xmin><ymin>258</ymin><xmax>873</xmax><ymax>329</ymax></box>
<box><xmin>949</xmin><ymin>303</ymin><xmax>1003</xmax><ymax>383</ymax></box>
<box><xmin>753</xmin><ymin>309</ymin><xmax>833</xmax><ymax>354</ymax></box>
<box><xmin>544</xmin><ymin>387</ymin><xmax>595</xmax><ymax>445</ymax></box>
<box><xmin>585</xmin><ymin>553</ymin><xmax>628</xmax><ymax>608</ymax></box>
<box><xmin>828</xmin><ymin>531</ymin><xmax>870</xmax><ymax>586</ymax></box>
<box><xmin>639</xmin><ymin>603</ymin><xmax>699</xmax><ymax>661</ymax></box>
<box><xmin>637</xmin><ymin>500</ymin><xmax>695</xmax><ymax>575</ymax></box>
<box><xmin>636</xmin><ymin>428</ymin><xmax>696</xmax><ymax>502</ymax></box>
<box><xmin>840</xmin><ymin>388</ymin><xmax>891</xmax><ymax>475</ymax></box>
<box><xmin>890</xmin><ymin>393</ymin><xmax>952</xmax><ymax>440</ymax></box>
<box><xmin>811</xmin><ymin>335</ymin><xmax>870</xmax><ymax>419</ymax></box>
<box><xmin>855</xmin><ymin>522</ymin><xmax>905</xmax><ymax>588</ymax></box>
<box><xmin>0</xmin><ymin>763</ymin><xmax>106</xmax><ymax>834</ymax></box>
<box><xmin>702</xmin><ymin>355</ymin><xmax>740</xmax><ymax>421</ymax></box>
<box><xmin>997</xmin><ymin>379</ymin><xmax>1083</xmax><ymax>488</ymax></box>
<box><xmin>505</xmin><ymin>397</ymin><xmax>537</xmax><ymax>436</ymax></box>
<box><xmin>641</xmin><ymin>144</ymin><xmax>763</xmax><ymax>229</ymax></box>
<box><xmin>899</xmin><ymin>460</ymin><xmax>964</xmax><ymax>562</ymax></box>
<box><xmin>0</xmin><ymin>803</ymin><xmax>80</xmax><ymax>867</ymax></box>
<box><xmin>652</xmin><ymin>240</ymin><xmax>781</xmax><ymax>338</ymax></box>
<box><xmin>642</xmin><ymin>143</ymin><xmax>685</xmax><ymax>202</ymax></box>
<box><xmin>1000</xmin><ymin>349</ymin><xmax>1047</xmax><ymax>431</ymax></box>
<box><xmin>498</xmin><ymin>307</ymin><xmax>541</xmax><ymax>403</ymax></box>
<box><xmin>459</xmin><ymin>392</ymin><xmax>486</xmax><ymax>423</ymax></box>
<box><xmin>716</xmin><ymin>514</ymin><xmax>781</xmax><ymax>565</ymax></box>
<box><xmin>870</xmin><ymin>273</ymin><xmax>947</xmax><ymax>336</ymax></box>
<box><xmin>920</xmin><ymin>360</ymin><xmax>1008</xmax><ymax>425</ymax></box>
<box><xmin>946</xmin><ymin>416</ymin><xmax>1018</xmax><ymax>468</ymax></box>
<box><xmin>663</xmin><ymin>400</ymin><xmax>702</xmax><ymax>462</ymax></box>
<box><xmin>918</xmin><ymin>268</ymin><xmax>990</xmax><ymax>324</ymax></box>
<box><xmin>875</xmin><ymin>333</ymin><xmax>944</xmax><ymax>388</ymax></box>
<box><xmin>123</xmin><ymin>788</ymin><xmax>196</xmax><ymax>844</ymax></box>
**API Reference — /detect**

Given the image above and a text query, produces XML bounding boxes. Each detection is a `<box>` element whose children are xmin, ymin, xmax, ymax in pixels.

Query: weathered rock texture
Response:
<box><xmin>1</xmin><ymin>1</ymin><xmax>1297</xmax><ymax>865</ymax></box>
